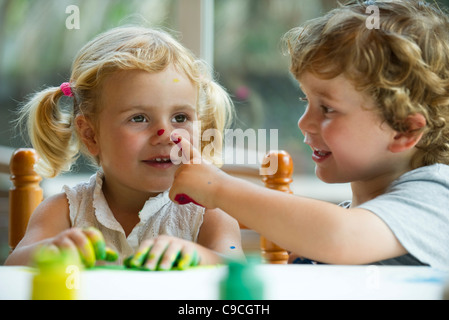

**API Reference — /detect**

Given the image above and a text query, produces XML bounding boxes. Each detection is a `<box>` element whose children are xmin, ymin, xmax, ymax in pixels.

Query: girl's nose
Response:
<box><xmin>150</xmin><ymin>127</ymin><xmax>170</xmax><ymax>145</ymax></box>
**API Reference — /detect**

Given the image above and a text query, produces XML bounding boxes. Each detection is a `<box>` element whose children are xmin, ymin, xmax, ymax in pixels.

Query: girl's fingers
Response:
<box><xmin>74</xmin><ymin>231</ymin><xmax>96</xmax><ymax>268</ymax></box>
<box><xmin>104</xmin><ymin>247</ymin><xmax>119</xmax><ymax>262</ymax></box>
<box><xmin>130</xmin><ymin>241</ymin><xmax>152</xmax><ymax>268</ymax></box>
<box><xmin>33</xmin><ymin>243</ymin><xmax>82</xmax><ymax>267</ymax></box>
<box><xmin>54</xmin><ymin>229</ymin><xmax>95</xmax><ymax>268</ymax></box>
<box><xmin>52</xmin><ymin>237</ymin><xmax>78</xmax><ymax>259</ymax></box>
<box><xmin>83</xmin><ymin>227</ymin><xmax>107</xmax><ymax>260</ymax></box>
<box><xmin>158</xmin><ymin>245</ymin><xmax>182</xmax><ymax>271</ymax></box>
<box><xmin>143</xmin><ymin>239</ymin><xmax>169</xmax><ymax>271</ymax></box>
<box><xmin>49</xmin><ymin>228</ymin><xmax>116</xmax><ymax>268</ymax></box>
<box><xmin>83</xmin><ymin>227</ymin><xmax>118</xmax><ymax>263</ymax></box>
<box><xmin>176</xmin><ymin>248</ymin><xmax>199</xmax><ymax>270</ymax></box>
<box><xmin>125</xmin><ymin>237</ymin><xmax>200</xmax><ymax>271</ymax></box>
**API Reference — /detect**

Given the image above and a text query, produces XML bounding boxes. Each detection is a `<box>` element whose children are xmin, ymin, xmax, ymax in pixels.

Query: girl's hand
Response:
<box><xmin>126</xmin><ymin>235</ymin><xmax>201</xmax><ymax>271</ymax></box>
<box><xmin>169</xmin><ymin>133</ymin><xmax>229</xmax><ymax>209</ymax></box>
<box><xmin>47</xmin><ymin>227</ymin><xmax>117</xmax><ymax>268</ymax></box>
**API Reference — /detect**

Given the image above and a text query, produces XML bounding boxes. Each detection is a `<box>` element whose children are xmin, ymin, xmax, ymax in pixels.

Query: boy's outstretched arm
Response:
<box><xmin>169</xmin><ymin>134</ymin><xmax>406</xmax><ymax>265</ymax></box>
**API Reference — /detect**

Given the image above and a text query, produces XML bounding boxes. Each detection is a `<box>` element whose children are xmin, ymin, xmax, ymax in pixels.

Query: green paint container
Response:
<box><xmin>220</xmin><ymin>257</ymin><xmax>265</xmax><ymax>300</ymax></box>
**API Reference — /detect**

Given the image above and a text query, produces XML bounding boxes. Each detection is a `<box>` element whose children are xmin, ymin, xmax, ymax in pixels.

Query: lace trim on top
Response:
<box><xmin>63</xmin><ymin>171</ymin><xmax>205</xmax><ymax>262</ymax></box>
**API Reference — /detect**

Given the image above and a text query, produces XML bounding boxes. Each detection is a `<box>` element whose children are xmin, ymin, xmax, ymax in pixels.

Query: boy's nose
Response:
<box><xmin>298</xmin><ymin>107</ymin><xmax>318</xmax><ymax>135</ymax></box>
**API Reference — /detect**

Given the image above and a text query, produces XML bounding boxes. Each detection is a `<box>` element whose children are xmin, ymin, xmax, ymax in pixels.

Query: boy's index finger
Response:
<box><xmin>171</xmin><ymin>132</ymin><xmax>202</xmax><ymax>164</ymax></box>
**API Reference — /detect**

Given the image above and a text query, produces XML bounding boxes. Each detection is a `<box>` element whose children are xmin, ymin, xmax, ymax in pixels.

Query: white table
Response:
<box><xmin>0</xmin><ymin>264</ymin><xmax>448</xmax><ymax>300</ymax></box>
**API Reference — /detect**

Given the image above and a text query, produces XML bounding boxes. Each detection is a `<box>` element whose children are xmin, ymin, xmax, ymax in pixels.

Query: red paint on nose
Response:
<box><xmin>157</xmin><ymin>129</ymin><xmax>165</xmax><ymax>136</ymax></box>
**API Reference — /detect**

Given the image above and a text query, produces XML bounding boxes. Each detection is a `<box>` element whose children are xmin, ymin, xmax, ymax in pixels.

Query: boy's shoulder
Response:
<box><xmin>383</xmin><ymin>164</ymin><xmax>449</xmax><ymax>201</ymax></box>
<box><xmin>395</xmin><ymin>164</ymin><xmax>449</xmax><ymax>185</ymax></box>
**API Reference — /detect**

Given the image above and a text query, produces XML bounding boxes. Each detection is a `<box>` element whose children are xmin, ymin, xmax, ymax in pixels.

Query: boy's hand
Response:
<box><xmin>125</xmin><ymin>235</ymin><xmax>200</xmax><ymax>271</ymax></box>
<box><xmin>49</xmin><ymin>227</ymin><xmax>118</xmax><ymax>268</ymax></box>
<box><xmin>169</xmin><ymin>133</ymin><xmax>228</xmax><ymax>209</ymax></box>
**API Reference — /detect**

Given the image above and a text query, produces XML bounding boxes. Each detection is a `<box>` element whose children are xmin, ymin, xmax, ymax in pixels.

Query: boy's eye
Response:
<box><xmin>321</xmin><ymin>105</ymin><xmax>335</xmax><ymax>114</ymax></box>
<box><xmin>131</xmin><ymin>115</ymin><xmax>148</xmax><ymax>123</ymax></box>
<box><xmin>172</xmin><ymin>114</ymin><xmax>188</xmax><ymax>123</ymax></box>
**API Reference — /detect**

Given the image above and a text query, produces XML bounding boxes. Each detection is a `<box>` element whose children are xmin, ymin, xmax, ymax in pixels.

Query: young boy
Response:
<box><xmin>169</xmin><ymin>0</ymin><xmax>449</xmax><ymax>270</ymax></box>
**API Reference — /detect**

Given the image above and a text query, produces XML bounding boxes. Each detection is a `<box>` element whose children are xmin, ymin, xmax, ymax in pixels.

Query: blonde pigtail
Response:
<box><xmin>198</xmin><ymin>76</ymin><xmax>234</xmax><ymax>166</ymax></box>
<box><xmin>18</xmin><ymin>87</ymin><xmax>80</xmax><ymax>178</ymax></box>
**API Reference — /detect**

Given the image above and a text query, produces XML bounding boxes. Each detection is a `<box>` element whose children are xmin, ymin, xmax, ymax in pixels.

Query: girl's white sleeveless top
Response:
<box><xmin>62</xmin><ymin>171</ymin><xmax>205</xmax><ymax>263</ymax></box>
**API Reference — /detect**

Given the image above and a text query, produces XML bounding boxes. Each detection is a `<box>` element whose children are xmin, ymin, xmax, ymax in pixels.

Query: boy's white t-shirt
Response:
<box><xmin>62</xmin><ymin>171</ymin><xmax>205</xmax><ymax>264</ymax></box>
<box><xmin>352</xmin><ymin>164</ymin><xmax>449</xmax><ymax>271</ymax></box>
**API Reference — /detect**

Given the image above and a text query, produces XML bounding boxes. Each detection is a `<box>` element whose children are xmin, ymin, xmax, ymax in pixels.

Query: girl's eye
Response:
<box><xmin>131</xmin><ymin>115</ymin><xmax>148</xmax><ymax>123</ymax></box>
<box><xmin>172</xmin><ymin>114</ymin><xmax>188</xmax><ymax>123</ymax></box>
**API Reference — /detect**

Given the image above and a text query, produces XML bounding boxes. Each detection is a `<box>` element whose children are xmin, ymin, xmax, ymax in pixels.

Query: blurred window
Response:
<box><xmin>214</xmin><ymin>0</ymin><xmax>337</xmax><ymax>173</ymax></box>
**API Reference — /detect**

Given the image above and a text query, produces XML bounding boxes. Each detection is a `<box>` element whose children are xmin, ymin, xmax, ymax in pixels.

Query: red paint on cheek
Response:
<box><xmin>174</xmin><ymin>194</ymin><xmax>204</xmax><ymax>207</ymax></box>
<box><xmin>157</xmin><ymin>129</ymin><xmax>165</xmax><ymax>136</ymax></box>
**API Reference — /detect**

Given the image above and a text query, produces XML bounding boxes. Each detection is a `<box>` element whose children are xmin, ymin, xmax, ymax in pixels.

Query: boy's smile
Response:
<box><xmin>311</xmin><ymin>148</ymin><xmax>332</xmax><ymax>163</ymax></box>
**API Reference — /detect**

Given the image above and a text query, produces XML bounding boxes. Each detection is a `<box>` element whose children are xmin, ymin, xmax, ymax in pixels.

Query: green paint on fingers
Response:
<box><xmin>83</xmin><ymin>227</ymin><xmax>106</xmax><ymax>260</ymax></box>
<box><xmin>104</xmin><ymin>247</ymin><xmax>118</xmax><ymax>262</ymax></box>
<box><xmin>80</xmin><ymin>241</ymin><xmax>96</xmax><ymax>268</ymax></box>
<box><xmin>129</xmin><ymin>247</ymin><xmax>151</xmax><ymax>268</ymax></box>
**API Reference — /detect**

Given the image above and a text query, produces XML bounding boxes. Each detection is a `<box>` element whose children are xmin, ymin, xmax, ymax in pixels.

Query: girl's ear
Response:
<box><xmin>75</xmin><ymin>115</ymin><xmax>100</xmax><ymax>156</ymax></box>
<box><xmin>388</xmin><ymin>113</ymin><xmax>426</xmax><ymax>153</ymax></box>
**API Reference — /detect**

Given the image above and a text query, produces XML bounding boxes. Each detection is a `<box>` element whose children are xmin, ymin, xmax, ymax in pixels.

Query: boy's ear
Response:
<box><xmin>75</xmin><ymin>115</ymin><xmax>100</xmax><ymax>157</ymax></box>
<box><xmin>388</xmin><ymin>113</ymin><xmax>426</xmax><ymax>153</ymax></box>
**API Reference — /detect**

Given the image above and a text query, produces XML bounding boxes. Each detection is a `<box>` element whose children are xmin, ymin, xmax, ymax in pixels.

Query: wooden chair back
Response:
<box><xmin>9</xmin><ymin>148</ymin><xmax>43</xmax><ymax>252</ymax></box>
<box><xmin>8</xmin><ymin>148</ymin><xmax>292</xmax><ymax>264</ymax></box>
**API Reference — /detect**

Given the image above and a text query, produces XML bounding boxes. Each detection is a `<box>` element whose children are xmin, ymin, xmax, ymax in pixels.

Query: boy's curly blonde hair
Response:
<box><xmin>19</xmin><ymin>26</ymin><xmax>234</xmax><ymax>178</ymax></box>
<box><xmin>284</xmin><ymin>0</ymin><xmax>449</xmax><ymax>169</ymax></box>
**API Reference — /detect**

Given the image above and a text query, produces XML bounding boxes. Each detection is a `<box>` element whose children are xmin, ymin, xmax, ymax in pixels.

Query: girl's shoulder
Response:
<box><xmin>62</xmin><ymin>172</ymin><xmax>99</xmax><ymax>195</ymax></box>
<box><xmin>24</xmin><ymin>192</ymin><xmax>71</xmax><ymax>239</ymax></box>
<box><xmin>39</xmin><ymin>192</ymin><xmax>70</xmax><ymax>211</ymax></box>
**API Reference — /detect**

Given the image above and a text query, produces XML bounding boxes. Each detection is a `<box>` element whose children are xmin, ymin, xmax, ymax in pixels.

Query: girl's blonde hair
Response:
<box><xmin>19</xmin><ymin>26</ymin><xmax>234</xmax><ymax>178</ymax></box>
<box><xmin>284</xmin><ymin>0</ymin><xmax>449</xmax><ymax>169</ymax></box>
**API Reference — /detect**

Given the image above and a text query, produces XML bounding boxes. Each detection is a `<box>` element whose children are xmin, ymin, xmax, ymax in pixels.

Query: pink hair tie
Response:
<box><xmin>60</xmin><ymin>82</ymin><xmax>74</xmax><ymax>97</ymax></box>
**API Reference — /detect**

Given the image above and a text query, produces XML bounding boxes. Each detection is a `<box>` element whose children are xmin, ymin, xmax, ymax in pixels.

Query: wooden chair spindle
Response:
<box><xmin>259</xmin><ymin>150</ymin><xmax>293</xmax><ymax>264</ymax></box>
<box><xmin>9</xmin><ymin>148</ymin><xmax>43</xmax><ymax>252</ymax></box>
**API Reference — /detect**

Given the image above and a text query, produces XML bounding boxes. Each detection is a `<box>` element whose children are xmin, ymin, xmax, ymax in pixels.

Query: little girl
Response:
<box><xmin>5</xmin><ymin>26</ymin><xmax>242</xmax><ymax>269</ymax></box>
<box><xmin>169</xmin><ymin>0</ymin><xmax>449</xmax><ymax>270</ymax></box>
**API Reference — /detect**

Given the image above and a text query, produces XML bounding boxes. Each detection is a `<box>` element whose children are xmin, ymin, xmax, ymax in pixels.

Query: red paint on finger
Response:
<box><xmin>174</xmin><ymin>194</ymin><xmax>204</xmax><ymax>207</ymax></box>
<box><xmin>174</xmin><ymin>137</ymin><xmax>182</xmax><ymax>144</ymax></box>
<box><xmin>171</xmin><ymin>134</ymin><xmax>182</xmax><ymax>144</ymax></box>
